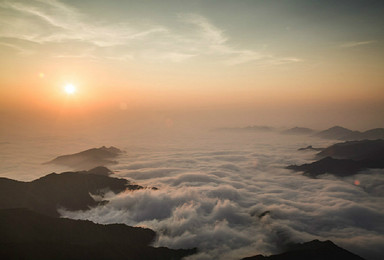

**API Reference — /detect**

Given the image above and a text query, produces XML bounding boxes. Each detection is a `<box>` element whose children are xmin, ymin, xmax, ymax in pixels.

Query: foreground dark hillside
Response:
<box><xmin>0</xmin><ymin>208</ymin><xmax>196</xmax><ymax>260</ymax></box>
<box><xmin>0</xmin><ymin>168</ymin><xmax>142</xmax><ymax>217</ymax></box>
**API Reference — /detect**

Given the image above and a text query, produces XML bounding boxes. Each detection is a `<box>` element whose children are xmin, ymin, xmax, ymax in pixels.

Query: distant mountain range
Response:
<box><xmin>241</xmin><ymin>240</ymin><xmax>364</xmax><ymax>260</ymax></box>
<box><xmin>288</xmin><ymin>139</ymin><xmax>384</xmax><ymax>177</ymax></box>
<box><xmin>215</xmin><ymin>125</ymin><xmax>384</xmax><ymax>140</ymax></box>
<box><xmin>0</xmin><ymin>208</ymin><xmax>196</xmax><ymax>260</ymax></box>
<box><xmin>313</xmin><ymin>126</ymin><xmax>359</xmax><ymax>140</ymax></box>
<box><xmin>313</xmin><ymin>126</ymin><xmax>384</xmax><ymax>140</ymax></box>
<box><xmin>45</xmin><ymin>146</ymin><xmax>123</xmax><ymax>170</ymax></box>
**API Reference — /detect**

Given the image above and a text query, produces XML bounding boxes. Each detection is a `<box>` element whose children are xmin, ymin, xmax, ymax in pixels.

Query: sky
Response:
<box><xmin>1</xmin><ymin>2</ymin><xmax>384</xmax><ymax>258</ymax></box>
<box><xmin>0</xmin><ymin>0</ymin><xmax>384</xmax><ymax>136</ymax></box>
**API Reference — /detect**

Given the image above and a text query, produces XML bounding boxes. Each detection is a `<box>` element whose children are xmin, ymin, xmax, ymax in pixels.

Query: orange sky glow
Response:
<box><xmin>0</xmin><ymin>0</ymin><xmax>383</xmax><ymax>136</ymax></box>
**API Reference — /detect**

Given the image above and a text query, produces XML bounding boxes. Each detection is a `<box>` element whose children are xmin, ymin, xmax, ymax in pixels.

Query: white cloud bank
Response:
<box><xmin>60</xmin><ymin>132</ymin><xmax>384</xmax><ymax>260</ymax></box>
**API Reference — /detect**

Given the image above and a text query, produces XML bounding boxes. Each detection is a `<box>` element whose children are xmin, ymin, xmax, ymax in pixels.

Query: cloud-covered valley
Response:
<box><xmin>56</xmin><ymin>132</ymin><xmax>384</xmax><ymax>260</ymax></box>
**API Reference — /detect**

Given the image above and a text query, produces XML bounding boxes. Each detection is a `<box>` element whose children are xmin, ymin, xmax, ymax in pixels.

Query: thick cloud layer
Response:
<box><xmin>58</xmin><ymin>132</ymin><xmax>384</xmax><ymax>260</ymax></box>
<box><xmin>2</xmin><ymin>132</ymin><xmax>383</xmax><ymax>259</ymax></box>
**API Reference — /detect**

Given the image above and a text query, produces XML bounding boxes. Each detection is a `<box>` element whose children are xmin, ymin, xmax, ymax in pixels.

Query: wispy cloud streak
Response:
<box><xmin>340</xmin><ymin>40</ymin><xmax>376</xmax><ymax>48</ymax></box>
<box><xmin>179</xmin><ymin>14</ymin><xmax>302</xmax><ymax>66</ymax></box>
<box><xmin>0</xmin><ymin>0</ymin><xmax>301</xmax><ymax>66</ymax></box>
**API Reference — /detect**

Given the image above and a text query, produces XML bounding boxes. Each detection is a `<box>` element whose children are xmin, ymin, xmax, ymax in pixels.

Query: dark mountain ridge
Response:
<box><xmin>314</xmin><ymin>126</ymin><xmax>359</xmax><ymax>140</ymax></box>
<box><xmin>0</xmin><ymin>208</ymin><xmax>196</xmax><ymax>260</ymax></box>
<box><xmin>214</xmin><ymin>125</ymin><xmax>384</xmax><ymax>141</ymax></box>
<box><xmin>288</xmin><ymin>139</ymin><xmax>384</xmax><ymax>177</ymax></box>
<box><xmin>315</xmin><ymin>126</ymin><xmax>384</xmax><ymax>141</ymax></box>
<box><xmin>0</xmin><ymin>169</ymin><xmax>142</xmax><ymax>217</ymax></box>
<box><xmin>287</xmin><ymin>157</ymin><xmax>363</xmax><ymax>177</ymax></box>
<box><xmin>241</xmin><ymin>240</ymin><xmax>365</xmax><ymax>260</ymax></box>
<box><xmin>316</xmin><ymin>139</ymin><xmax>384</xmax><ymax>160</ymax></box>
<box><xmin>342</xmin><ymin>128</ymin><xmax>384</xmax><ymax>141</ymax></box>
<box><xmin>45</xmin><ymin>146</ymin><xmax>123</xmax><ymax>170</ymax></box>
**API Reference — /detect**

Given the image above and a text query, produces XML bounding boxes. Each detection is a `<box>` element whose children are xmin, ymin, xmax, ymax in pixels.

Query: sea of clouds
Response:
<box><xmin>1</xmin><ymin>131</ymin><xmax>383</xmax><ymax>259</ymax></box>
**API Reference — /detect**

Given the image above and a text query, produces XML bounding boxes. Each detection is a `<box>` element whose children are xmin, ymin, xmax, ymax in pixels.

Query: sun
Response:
<box><xmin>64</xmin><ymin>84</ymin><xmax>76</xmax><ymax>95</ymax></box>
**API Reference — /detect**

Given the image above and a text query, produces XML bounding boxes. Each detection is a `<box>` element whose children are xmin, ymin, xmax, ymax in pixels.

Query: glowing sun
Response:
<box><xmin>64</xmin><ymin>84</ymin><xmax>76</xmax><ymax>95</ymax></box>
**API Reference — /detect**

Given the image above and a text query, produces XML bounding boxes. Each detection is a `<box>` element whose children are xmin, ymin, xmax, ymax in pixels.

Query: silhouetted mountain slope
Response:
<box><xmin>45</xmin><ymin>146</ymin><xmax>123</xmax><ymax>170</ymax></box>
<box><xmin>287</xmin><ymin>157</ymin><xmax>363</xmax><ymax>177</ymax></box>
<box><xmin>314</xmin><ymin>126</ymin><xmax>359</xmax><ymax>140</ymax></box>
<box><xmin>241</xmin><ymin>240</ymin><xmax>364</xmax><ymax>260</ymax></box>
<box><xmin>341</xmin><ymin>128</ymin><xmax>384</xmax><ymax>141</ymax></box>
<box><xmin>0</xmin><ymin>208</ymin><xmax>196</xmax><ymax>260</ymax></box>
<box><xmin>288</xmin><ymin>140</ymin><xmax>384</xmax><ymax>177</ymax></box>
<box><xmin>362</xmin><ymin>128</ymin><xmax>384</xmax><ymax>139</ymax></box>
<box><xmin>314</xmin><ymin>126</ymin><xmax>384</xmax><ymax>141</ymax></box>
<box><xmin>282</xmin><ymin>127</ymin><xmax>314</xmax><ymax>135</ymax></box>
<box><xmin>85</xmin><ymin>166</ymin><xmax>114</xmax><ymax>176</ymax></box>
<box><xmin>317</xmin><ymin>139</ymin><xmax>384</xmax><ymax>160</ymax></box>
<box><xmin>0</xmin><ymin>170</ymin><xmax>142</xmax><ymax>217</ymax></box>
